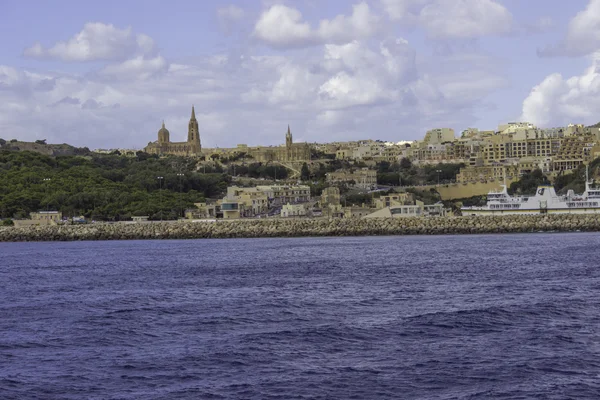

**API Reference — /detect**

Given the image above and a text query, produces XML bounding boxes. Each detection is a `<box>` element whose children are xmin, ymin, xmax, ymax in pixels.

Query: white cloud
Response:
<box><xmin>419</xmin><ymin>0</ymin><xmax>513</xmax><ymax>39</ymax></box>
<box><xmin>381</xmin><ymin>0</ymin><xmax>513</xmax><ymax>39</ymax></box>
<box><xmin>317</xmin><ymin>39</ymin><xmax>417</xmax><ymax>109</ymax></box>
<box><xmin>539</xmin><ymin>0</ymin><xmax>600</xmax><ymax>57</ymax></box>
<box><xmin>381</xmin><ymin>0</ymin><xmax>430</xmax><ymax>24</ymax></box>
<box><xmin>98</xmin><ymin>55</ymin><xmax>169</xmax><ymax>81</ymax></box>
<box><xmin>521</xmin><ymin>53</ymin><xmax>600</xmax><ymax>126</ymax></box>
<box><xmin>217</xmin><ymin>5</ymin><xmax>245</xmax><ymax>32</ymax></box>
<box><xmin>253</xmin><ymin>2</ymin><xmax>379</xmax><ymax>48</ymax></box>
<box><xmin>23</xmin><ymin>22</ymin><xmax>156</xmax><ymax>62</ymax></box>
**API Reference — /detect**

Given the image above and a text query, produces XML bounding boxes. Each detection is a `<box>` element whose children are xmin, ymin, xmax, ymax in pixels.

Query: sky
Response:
<box><xmin>1</xmin><ymin>0</ymin><xmax>600</xmax><ymax>150</ymax></box>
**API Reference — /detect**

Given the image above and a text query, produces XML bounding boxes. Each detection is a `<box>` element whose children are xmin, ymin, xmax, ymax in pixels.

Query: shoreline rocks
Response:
<box><xmin>1</xmin><ymin>214</ymin><xmax>600</xmax><ymax>242</ymax></box>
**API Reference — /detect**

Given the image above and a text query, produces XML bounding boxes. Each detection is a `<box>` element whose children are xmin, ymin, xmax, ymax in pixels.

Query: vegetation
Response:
<box><xmin>0</xmin><ymin>151</ymin><xmax>231</xmax><ymax>221</ymax></box>
<box><xmin>226</xmin><ymin>162</ymin><xmax>289</xmax><ymax>180</ymax></box>
<box><xmin>508</xmin><ymin>169</ymin><xmax>550</xmax><ymax>195</ymax></box>
<box><xmin>311</xmin><ymin>149</ymin><xmax>336</xmax><ymax>160</ymax></box>
<box><xmin>376</xmin><ymin>161</ymin><xmax>464</xmax><ymax>186</ymax></box>
<box><xmin>406</xmin><ymin>188</ymin><xmax>441</xmax><ymax>204</ymax></box>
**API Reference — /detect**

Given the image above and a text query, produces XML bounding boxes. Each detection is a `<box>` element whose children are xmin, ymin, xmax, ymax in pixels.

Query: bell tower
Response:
<box><xmin>187</xmin><ymin>105</ymin><xmax>201</xmax><ymax>154</ymax></box>
<box><xmin>285</xmin><ymin>125</ymin><xmax>292</xmax><ymax>149</ymax></box>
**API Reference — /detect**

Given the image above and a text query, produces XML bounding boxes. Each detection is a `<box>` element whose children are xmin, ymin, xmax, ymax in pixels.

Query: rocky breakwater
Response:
<box><xmin>1</xmin><ymin>214</ymin><xmax>600</xmax><ymax>242</ymax></box>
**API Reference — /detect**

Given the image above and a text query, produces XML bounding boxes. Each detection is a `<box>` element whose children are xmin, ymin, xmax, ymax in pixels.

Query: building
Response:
<box><xmin>456</xmin><ymin>165</ymin><xmax>520</xmax><ymax>183</ymax></box>
<box><xmin>144</xmin><ymin>106</ymin><xmax>202</xmax><ymax>156</ymax></box>
<box><xmin>320</xmin><ymin>187</ymin><xmax>342</xmax><ymax>217</ymax></box>
<box><xmin>281</xmin><ymin>203</ymin><xmax>310</xmax><ymax>218</ymax></box>
<box><xmin>326</xmin><ymin>168</ymin><xmax>377</xmax><ymax>189</ymax></box>
<box><xmin>204</xmin><ymin>126</ymin><xmax>311</xmax><ymax>163</ymax></box>
<box><xmin>255</xmin><ymin>184</ymin><xmax>311</xmax><ymax>207</ymax></box>
<box><xmin>373</xmin><ymin>193</ymin><xmax>413</xmax><ymax>209</ymax></box>
<box><xmin>364</xmin><ymin>201</ymin><xmax>446</xmax><ymax>218</ymax></box>
<box><xmin>219</xmin><ymin>184</ymin><xmax>311</xmax><ymax>219</ymax></box>
<box><xmin>344</xmin><ymin>206</ymin><xmax>378</xmax><ymax>218</ymax></box>
<box><xmin>321</xmin><ymin>187</ymin><xmax>341</xmax><ymax>206</ymax></box>
<box><xmin>185</xmin><ymin>202</ymin><xmax>218</xmax><ymax>220</ymax></box>
<box><xmin>423</xmin><ymin>128</ymin><xmax>455</xmax><ymax>145</ymax></box>
<box><xmin>13</xmin><ymin>211</ymin><xmax>63</xmax><ymax>227</ymax></box>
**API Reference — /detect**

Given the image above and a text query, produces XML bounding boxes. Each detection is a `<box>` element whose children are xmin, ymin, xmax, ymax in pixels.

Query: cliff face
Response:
<box><xmin>1</xmin><ymin>214</ymin><xmax>599</xmax><ymax>242</ymax></box>
<box><xmin>0</xmin><ymin>141</ymin><xmax>90</xmax><ymax>156</ymax></box>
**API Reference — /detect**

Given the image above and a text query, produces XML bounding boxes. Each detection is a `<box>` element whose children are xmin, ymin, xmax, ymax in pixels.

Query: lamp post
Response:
<box><xmin>436</xmin><ymin>169</ymin><xmax>442</xmax><ymax>185</ymax></box>
<box><xmin>176</xmin><ymin>173</ymin><xmax>184</xmax><ymax>219</ymax></box>
<box><xmin>43</xmin><ymin>178</ymin><xmax>51</xmax><ymax>211</ymax></box>
<box><xmin>157</xmin><ymin>176</ymin><xmax>164</xmax><ymax>221</ymax></box>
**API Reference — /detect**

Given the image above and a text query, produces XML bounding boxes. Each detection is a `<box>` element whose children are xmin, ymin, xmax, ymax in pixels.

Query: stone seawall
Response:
<box><xmin>1</xmin><ymin>215</ymin><xmax>600</xmax><ymax>242</ymax></box>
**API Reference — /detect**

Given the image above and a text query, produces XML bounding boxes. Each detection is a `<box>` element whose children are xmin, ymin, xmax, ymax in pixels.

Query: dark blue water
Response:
<box><xmin>2</xmin><ymin>234</ymin><xmax>600</xmax><ymax>399</ymax></box>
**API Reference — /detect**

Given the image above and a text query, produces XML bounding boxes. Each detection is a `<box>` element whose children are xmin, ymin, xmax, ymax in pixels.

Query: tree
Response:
<box><xmin>508</xmin><ymin>169</ymin><xmax>549</xmax><ymax>195</ymax></box>
<box><xmin>35</xmin><ymin>139</ymin><xmax>47</xmax><ymax>145</ymax></box>
<box><xmin>301</xmin><ymin>163</ymin><xmax>310</xmax><ymax>181</ymax></box>
<box><xmin>0</xmin><ymin>138</ymin><xmax>6</xmax><ymax>146</ymax></box>
<box><xmin>0</xmin><ymin>150</ymin><xmax>230</xmax><ymax>220</ymax></box>
<box><xmin>400</xmin><ymin>157</ymin><xmax>412</xmax><ymax>170</ymax></box>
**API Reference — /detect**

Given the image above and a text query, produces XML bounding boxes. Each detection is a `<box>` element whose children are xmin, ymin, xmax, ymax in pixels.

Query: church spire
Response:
<box><xmin>287</xmin><ymin>124</ymin><xmax>290</xmax><ymax>135</ymax></box>
<box><xmin>162</xmin><ymin>120</ymin><xmax>165</xmax><ymax>128</ymax></box>
<box><xmin>191</xmin><ymin>105</ymin><xmax>196</xmax><ymax>120</ymax></box>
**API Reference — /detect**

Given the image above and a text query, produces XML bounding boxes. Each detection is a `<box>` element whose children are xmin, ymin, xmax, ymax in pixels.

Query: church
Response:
<box><xmin>144</xmin><ymin>106</ymin><xmax>202</xmax><ymax>156</ymax></box>
<box><xmin>144</xmin><ymin>106</ymin><xmax>311</xmax><ymax>162</ymax></box>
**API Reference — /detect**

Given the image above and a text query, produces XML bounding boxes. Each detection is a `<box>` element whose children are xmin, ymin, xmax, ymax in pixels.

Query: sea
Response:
<box><xmin>1</xmin><ymin>233</ymin><xmax>600</xmax><ymax>399</ymax></box>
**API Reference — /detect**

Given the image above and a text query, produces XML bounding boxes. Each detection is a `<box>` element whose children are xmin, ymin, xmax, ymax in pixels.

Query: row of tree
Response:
<box><xmin>0</xmin><ymin>151</ymin><xmax>231</xmax><ymax>221</ymax></box>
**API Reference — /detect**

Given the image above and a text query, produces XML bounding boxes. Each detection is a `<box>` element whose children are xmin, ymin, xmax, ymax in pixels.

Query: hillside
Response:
<box><xmin>0</xmin><ymin>139</ymin><xmax>91</xmax><ymax>156</ymax></box>
<box><xmin>0</xmin><ymin>150</ymin><xmax>230</xmax><ymax>221</ymax></box>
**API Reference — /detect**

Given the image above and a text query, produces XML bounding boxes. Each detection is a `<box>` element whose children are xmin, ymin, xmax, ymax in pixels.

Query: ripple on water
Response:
<box><xmin>1</xmin><ymin>233</ymin><xmax>600</xmax><ymax>399</ymax></box>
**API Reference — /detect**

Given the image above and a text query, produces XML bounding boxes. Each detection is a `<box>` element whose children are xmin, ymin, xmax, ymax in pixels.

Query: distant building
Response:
<box><xmin>13</xmin><ymin>211</ymin><xmax>62</xmax><ymax>227</ymax></box>
<box><xmin>364</xmin><ymin>201</ymin><xmax>446</xmax><ymax>218</ymax></box>
<box><xmin>144</xmin><ymin>106</ymin><xmax>202</xmax><ymax>157</ymax></box>
<box><xmin>281</xmin><ymin>203</ymin><xmax>310</xmax><ymax>218</ymax></box>
<box><xmin>185</xmin><ymin>202</ymin><xmax>217</xmax><ymax>220</ymax></box>
<box><xmin>220</xmin><ymin>184</ymin><xmax>311</xmax><ymax>219</ymax></box>
<box><xmin>205</xmin><ymin>125</ymin><xmax>311</xmax><ymax>163</ymax></box>
<box><xmin>326</xmin><ymin>168</ymin><xmax>377</xmax><ymax>189</ymax></box>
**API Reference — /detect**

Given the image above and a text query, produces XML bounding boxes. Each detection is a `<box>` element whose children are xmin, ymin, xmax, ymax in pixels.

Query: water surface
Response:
<box><xmin>1</xmin><ymin>234</ymin><xmax>600</xmax><ymax>399</ymax></box>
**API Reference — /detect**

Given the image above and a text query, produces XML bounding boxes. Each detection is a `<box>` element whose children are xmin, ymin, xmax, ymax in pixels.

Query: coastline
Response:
<box><xmin>1</xmin><ymin>214</ymin><xmax>600</xmax><ymax>242</ymax></box>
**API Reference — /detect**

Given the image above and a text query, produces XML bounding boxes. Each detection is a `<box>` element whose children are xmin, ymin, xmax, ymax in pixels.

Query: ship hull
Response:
<box><xmin>461</xmin><ymin>208</ymin><xmax>600</xmax><ymax>216</ymax></box>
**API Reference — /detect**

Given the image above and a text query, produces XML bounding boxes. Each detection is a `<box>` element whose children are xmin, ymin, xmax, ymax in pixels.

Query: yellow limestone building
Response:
<box><xmin>144</xmin><ymin>106</ymin><xmax>202</xmax><ymax>157</ymax></box>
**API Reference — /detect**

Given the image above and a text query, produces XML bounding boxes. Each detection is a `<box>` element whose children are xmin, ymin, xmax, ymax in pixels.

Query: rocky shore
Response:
<box><xmin>1</xmin><ymin>214</ymin><xmax>600</xmax><ymax>242</ymax></box>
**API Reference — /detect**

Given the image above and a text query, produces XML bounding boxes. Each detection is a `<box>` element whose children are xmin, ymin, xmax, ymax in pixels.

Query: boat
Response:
<box><xmin>461</xmin><ymin>167</ymin><xmax>600</xmax><ymax>216</ymax></box>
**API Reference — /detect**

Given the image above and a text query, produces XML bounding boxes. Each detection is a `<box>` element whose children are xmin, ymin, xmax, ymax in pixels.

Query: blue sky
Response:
<box><xmin>1</xmin><ymin>0</ymin><xmax>600</xmax><ymax>149</ymax></box>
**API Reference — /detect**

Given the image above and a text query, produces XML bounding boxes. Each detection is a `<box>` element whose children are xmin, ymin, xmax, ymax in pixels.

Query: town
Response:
<box><xmin>2</xmin><ymin>106</ymin><xmax>600</xmax><ymax>226</ymax></box>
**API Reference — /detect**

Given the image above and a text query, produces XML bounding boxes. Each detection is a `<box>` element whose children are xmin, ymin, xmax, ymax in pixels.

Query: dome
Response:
<box><xmin>158</xmin><ymin>121</ymin><xmax>170</xmax><ymax>136</ymax></box>
<box><xmin>158</xmin><ymin>121</ymin><xmax>170</xmax><ymax>143</ymax></box>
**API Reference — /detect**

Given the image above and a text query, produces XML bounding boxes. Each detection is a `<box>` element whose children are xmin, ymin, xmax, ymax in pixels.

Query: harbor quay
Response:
<box><xmin>1</xmin><ymin>214</ymin><xmax>600</xmax><ymax>242</ymax></box>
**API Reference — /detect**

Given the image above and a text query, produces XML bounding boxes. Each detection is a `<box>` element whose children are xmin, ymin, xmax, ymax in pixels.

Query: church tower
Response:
<box><xmin>285</xmin><ymin>125</ymin><xmax>293</xmax><ymax>149</ymax></box>
<box><xmin>187</xmin><ymin>105</ymin><xmax>201</xmax><ymax>154</ymax></box>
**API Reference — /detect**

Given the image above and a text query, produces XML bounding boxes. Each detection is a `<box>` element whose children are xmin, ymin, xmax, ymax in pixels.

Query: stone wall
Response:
<box><xmin>436</xmin><ymin>180</ymin><xmax>518</xmax><ymax>200</ymax></box>
<box><xmin>406</xmin><ymin>180</ymin><xmax>519</xmax><ymax>200</ymax></box>
<box><xmin>1</xmin><ymin>214</ymin><xmax>599</xmax><ymax>242</ymax></box>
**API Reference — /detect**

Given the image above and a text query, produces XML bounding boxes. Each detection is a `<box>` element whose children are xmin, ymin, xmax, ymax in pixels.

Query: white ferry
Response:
<box><xmin>461</xmin><ymin>169</ymin><xmax>600</xmax><ymax>216</ymax></box>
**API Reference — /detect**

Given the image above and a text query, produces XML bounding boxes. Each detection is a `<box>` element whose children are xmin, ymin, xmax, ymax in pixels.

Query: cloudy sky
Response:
<box><xmin>1</xmin><ymin>0</ymin><xmax>600</xmax><ymax>149</ymax></box>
